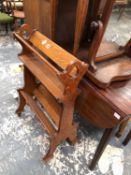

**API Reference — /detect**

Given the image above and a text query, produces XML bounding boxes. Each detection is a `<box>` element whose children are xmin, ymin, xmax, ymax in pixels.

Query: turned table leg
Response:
<box><xmin>89</xmin><ymin>128</ymin><xmax>115</xmax><ymax>170</ymax></box>
<box><xmin>122</xmin><ymin>129</ymin><xmax>131</xmax><ymax>146</ymax></box>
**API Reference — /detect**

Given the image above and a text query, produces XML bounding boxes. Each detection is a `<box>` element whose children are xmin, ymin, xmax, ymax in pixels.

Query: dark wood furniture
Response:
<box><xmin>14</xmin><ymin>24</ymin><xmax>87</xmax><ymax>161</ymax></box>
<box><xmin>23</xmin><ymin>0</ymin><xmax>115</xmax><ymax>52</ymax></box>
<box><xmin>23</xmin><ymin>0</ymin><xmax>59</xmax><ymax>38</ymax></box>
<box><xmin>23</xmin><ymin>0</ymin><xmax>131</xmax><ymax>90</ymax></box>
<box><xmin>86</xmin><ymin>39</ymin><xmax>131</xmax><ymax>89</ymax></box>
<box><xmin>76</xmin><ymin>79</ymin><xmax>131</xmax><ymax>170</ymax></box>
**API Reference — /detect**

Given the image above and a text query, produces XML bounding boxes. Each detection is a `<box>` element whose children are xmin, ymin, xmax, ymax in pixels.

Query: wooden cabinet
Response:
<box><xmin>24</xmin><ymin>0</ymin><xmax>40</xmax><ymax>31</ymax></box>
<box><xmin>24</xmin><ymin>0</ymin><xmax>57</xmax><ymax>38</ymax></box>
<box><xmin>24</xmin><ymin>0</ymin><xmax>77</xmax><ymax>42</ymax></box>
<box><xmin>23</xmin><ymin>0</ymin><xmax>115</xmax><ymax>53</ymax></box>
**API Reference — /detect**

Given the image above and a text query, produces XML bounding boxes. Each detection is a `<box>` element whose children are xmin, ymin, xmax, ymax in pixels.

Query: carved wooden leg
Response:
<box><xmin>116</xmin><ymin>118</ymin><xmax>130</xmax><ymax>138</ymax></box>
<box><xmin>59</xmin><ymin>102</ymin><xmax>78</xmax><ymax>144</ymax></box>
<box><xmin>43</xmin><ymin>102</ymin><xmax>78</xmax><ymax>161</ymax></box>
<box><xmin>122</xmin><ymin>129</ymin><xmax>131</xmax><ymax>146</ymax></box>
<box><xmin>89</xmin><ymin>128</ymin><xmax>115</xmax><ymax>170</ymax></box>
<box><xmin>68</xmin><ymin>122</ymin><xmax>79</xmax><ymax>144</ymax></box>
<box><xmin>16</xmin><ymin>66</ymin><xmax>37</xmax><ymax>115</ymax></box>
<box><xmin>16</xmin><ymin>89</ymin><xmax>26</xmax><ymax>115</ymax></box>
<box><xmin>43</xmin><ymin>134</ymin><xmax>60</xmax><ymax>161</ymax></box>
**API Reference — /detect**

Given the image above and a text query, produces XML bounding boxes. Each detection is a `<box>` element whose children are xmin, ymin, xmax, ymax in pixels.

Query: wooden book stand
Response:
<box><xmin>14</xmin><ymin>24</ymin><xmax>87</xmax><ymax>161</ymax></box>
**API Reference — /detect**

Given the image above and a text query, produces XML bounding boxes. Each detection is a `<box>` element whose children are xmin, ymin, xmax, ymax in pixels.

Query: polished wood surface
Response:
<box><xmin>87</xmin><ymin>56</ymin><xmax>131</xmax><ymax>89</ymax></box>
<box><xmin>96</xmin><ymin>41</ymin><xmax>122</xmax><ymax>62</ymax></box>
<box><xmin>76</xmin><ymin>78</ymin><xmax>131</xmax><ymax>170</ymax></box>
<box><xmin>76</xmin><ymin>79</ymin><xmax>131</xmax><ymax>128</ymax></box>
<box><xmin>24</xmin><ymin>0</ymin><xmax>41</xmax><ymax>32</ymax></box>
<box><xmin>87</xmin><ymin>37</ymin><xmax>131</xmax><ymax>88</ymax></box>
<box><xmin>24</xmin><ymin>0</ymin><xmax>78</xmax><ymax>42</ymax></box>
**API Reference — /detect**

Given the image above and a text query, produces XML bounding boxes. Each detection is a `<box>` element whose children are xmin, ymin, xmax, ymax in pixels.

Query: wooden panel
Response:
<box><xmin>39</xmin><ymin>0</ymin><xmax>52</xmax><ymax>37</ymax></box>
<box><xmin>19</xmin><ymin>54</ymin><xmax>64</xmax><ymax>98</ymax></box>
<box><xmin>21</xmin><ymin>91</ymin><xmax>56</xmax><ymax>134</ymax></box>
<box><xmin>76</xmin><ymin>79</ymin><xmax>130</xmax><ymax>128</ymax></box>
<box><xmin>34</xmin><ymin>84</ymin><xmax>62</xmax><ymax>127</ymax></box>
<box><xmin>24</xmin><ymin>0</ymin><xmax>54</xmax><ymax>37</ymax></box>
<box><xmin>30</xmin><ymin>31</ymin><xmax>79</xmax><ymax>70</ymax></box>
<box><xmin>76</xmin><ymin>79</ymin><xmax>131</xmax><ymax>128</ymax></box>
<box><xmin>100</xmin><ymin>80</ymin><xmax>131</xmax><ymax>116</ymax></box>
<box><xmin>55</xmin><ymin>0</ymin><xmax>78</xmax><ymax>44</ymax></box>
<box><xmin>24</xmin><ymin>0</ymin><xmax>40</xmax><ymax>30</ymax></box>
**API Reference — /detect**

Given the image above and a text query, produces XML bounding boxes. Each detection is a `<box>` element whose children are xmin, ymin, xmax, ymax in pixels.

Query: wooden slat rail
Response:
<box><xmin>14</xmin><ymin>24</ymin><xmax>88</xmax><ymax>161</ymax></box>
